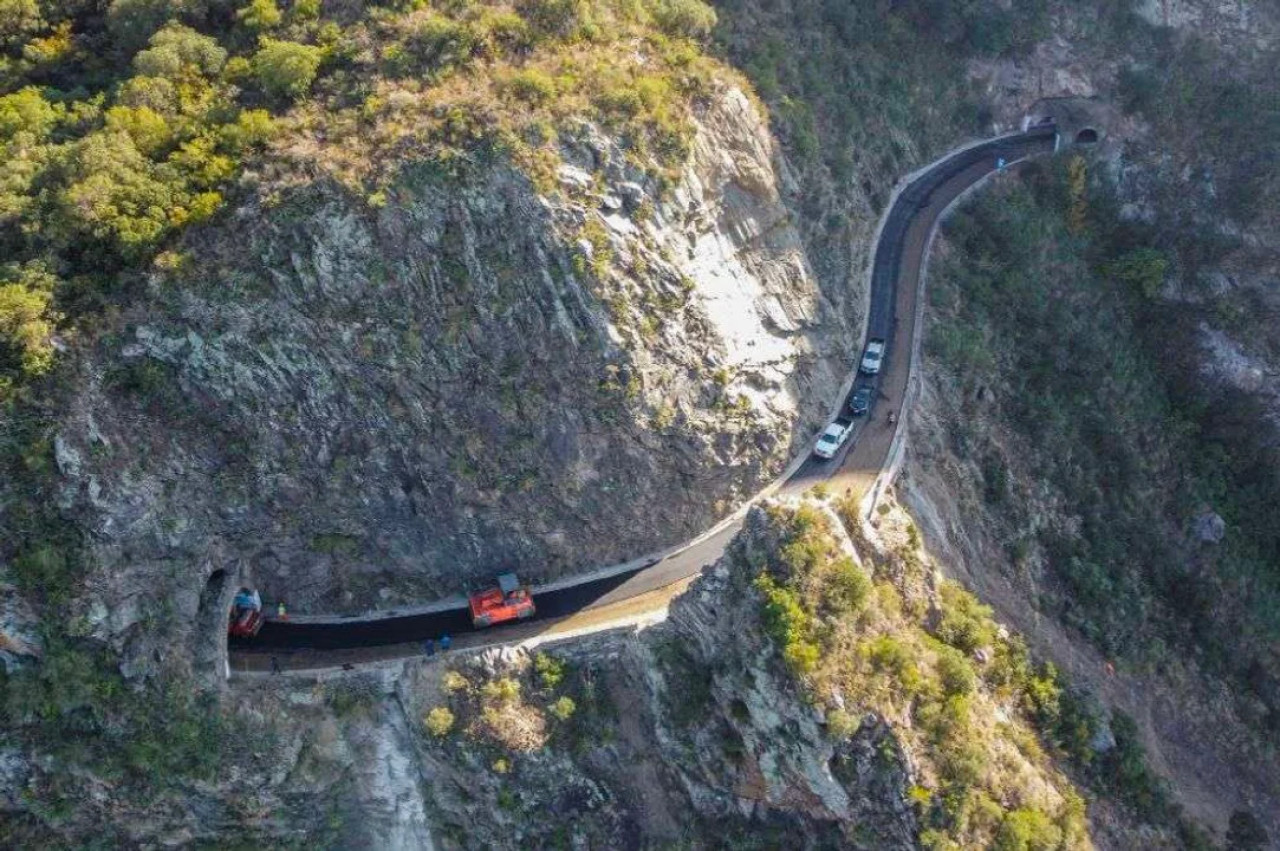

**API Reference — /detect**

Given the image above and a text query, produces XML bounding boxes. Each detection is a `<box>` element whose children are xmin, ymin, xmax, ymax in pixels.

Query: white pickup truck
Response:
<box><xmin>859</xmin><ymin>339</ymin><xmax>886</xmax><ymax>375</ymax></box>
<box><xmin>812</xmin><ymin>422</ymin><xmax>852</xmax><ymax>460</ymax></box>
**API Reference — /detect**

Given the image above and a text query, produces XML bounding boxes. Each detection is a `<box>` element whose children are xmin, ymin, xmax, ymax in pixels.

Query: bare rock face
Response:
<box><xmin>46</xmin><ymin>86</ymin><xmax>857</xmax><ymax>674</ymax></box>
<box><xmin>374</xmin><ymin>506</ymin><xmax>917</xmax><ymax>850</ymax></box>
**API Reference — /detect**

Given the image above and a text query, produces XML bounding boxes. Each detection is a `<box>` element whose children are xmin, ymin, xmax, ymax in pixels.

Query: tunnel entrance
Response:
<box><xmin>1075</xmin><ymin>128</ymin><xmax>1099</xmax><ymax>144</ymax></box>
<box><xmin>194</xmin><ymin>569</ymin><xmax>232</xmax><ymax>682</ymax></box>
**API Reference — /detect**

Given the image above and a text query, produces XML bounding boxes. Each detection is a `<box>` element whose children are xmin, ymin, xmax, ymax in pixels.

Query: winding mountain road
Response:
<box><xmin>229</xmin><ymin>126</ymin><xmax>1059</xmax><ymax>673</ymax></box>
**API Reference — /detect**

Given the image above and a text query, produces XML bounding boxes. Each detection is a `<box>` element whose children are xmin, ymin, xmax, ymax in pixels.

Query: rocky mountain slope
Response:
<box><xmin>52</xmin><ymin>498</ymin><xmax>1167</xmax><ymax>849</ymax></box>
<box><xmin>51</xmin><ymin>80</ymin><xmax>853</xmax><ymax>653</ymax></box>
<box><xmin>1</xmin><ymin>0</ymin><xmax>870</xmax><ymax>679</ymax></box>
<box><xmin>897</xmin><ymin>1</ymin><xmax>1280</xmax><ymax>840</ymax></box>
<box><xmin>3</xmin><ymin>0</ymin><xmax>1279</xmax><ymax>847</ymax></box>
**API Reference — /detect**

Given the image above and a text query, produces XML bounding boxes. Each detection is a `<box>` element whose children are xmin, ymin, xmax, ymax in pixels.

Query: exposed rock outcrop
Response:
<box><xmin>219</xmin><ymin>504</ymin><xmax>921</xmax><ymax>850</ymax></box>
<box><xmin>44</xmin><ymin>85</ymin><xmax>859</xmax><ymax>675</ymax></box>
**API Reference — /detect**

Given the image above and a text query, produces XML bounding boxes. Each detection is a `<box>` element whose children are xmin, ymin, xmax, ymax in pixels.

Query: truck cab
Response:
<box><xmin>228</xmin><ymin>588</ymin><xmax>264</xmax><ymax>638</ymax></box>
<box><xmin>469</xmin><ymin>573</ymin><xmax>536</xmax><ymax>628</ymax></box>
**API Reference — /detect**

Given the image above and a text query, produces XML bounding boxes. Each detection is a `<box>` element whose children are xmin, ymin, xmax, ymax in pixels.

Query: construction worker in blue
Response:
<box><xmin>996</xmin><ymin>156</ymin><xmax>1007</xmax><ymax>171</ymax></box>
<box><xmin>440</xmin><ymin>634</ymin><xmax>452</xmax><ymax>651</ymax></box>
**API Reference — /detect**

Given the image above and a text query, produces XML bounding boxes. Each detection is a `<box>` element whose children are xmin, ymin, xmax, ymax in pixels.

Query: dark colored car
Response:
<box><xmin>850</xmin><ymin>386</ymin><xmax>873</xmax><ymax>416</ymax></box>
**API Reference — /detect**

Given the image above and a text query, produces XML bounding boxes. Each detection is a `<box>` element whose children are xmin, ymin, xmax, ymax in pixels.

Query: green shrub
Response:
<box><xmin>10</xmin><ymin>542</ymin><xmax>77</xmax><ymax>605</ymax></box>
<box><xmin>1101</xmin><ymin>712</ymin><xmax>1168</xmax><ymax>818</ymax></box>
<box><xmin>106</xmin><ymin>0</ymin><xmax>179</xmax><ymax>55</ymax></box>
<box><xmin>424</xmin><ymin>706</ymin><xmax>455</xmax><ymax>737</ymax></box>
<box><xmin>933</xmin><ymin>582</ymin><xmax>995</xmax><ymax>654</ymax></box>
<box><xmin>864</xmin><ymin>635</ymin><xmax>922</xmax><ymax>696</ymax></box>
<box><xmin>993</xmin><ymin>807</ymin><xmax>1063</xmax><ymax>851</ymax></box>
<box><xmin>252</xmin><ymin>38</ymin><xmax>323</xmax><ymax>100</ymax></box>
<box><xmin>594</xmin><ymin>83</ymin><xmax>644</xmax><ymax>120</ymax></box>
<box><xmin>327</xmin><ymin>684</ymin><xmax>376</xmax><ymax>717</ymax></box>
<box><xmin>408</xmin><ymin>13</ymin><xmax>480</xmax><ymax>72</ymax></box>
<box><xmin>1103</xmin><ymin>247</ymin><xmax>1168</xmax><ymax>300</ymax></box>
<box><xmin>0</xmin><ymin>264</ymin><xmax>58</xmax><ymax>380</ymax></box>
<box><xmin>237</xmin><ymin>0</ymin><xmax>282</xmax><ymax>31</ymax></box>
<box><xmin>506</xmin><ymin>69</ymin><xmax>558</xmax><ymax>105</ymax></box>
<box><xmin>475</xmin><ymin>8</ymin><xmax>531</xmax><ymax>51</ymax></box>
<box><xmin>649</xmin><ymin>0</ymin><xmax>716</xmax><ymax>39</ymax></box>
<box><xmin>1226</xmin><ymin>810</ymin><xmax>1270</xmax><ymax>851</ymax></box>
<box><xmin>783</xmin><ymin>639</ymin><xmax>820</xmax><ymax>674</ymax></box>
<box><xmin>825</xmin><ymin>556</ymin><xmax>872</xmax><ymax>616</ymax></box>
<box><xmin>104</xmin><ymin>105</ymin><xmax>172</xmax><ymax>156</ymax></box>
<box><xmin>481</xmin><ymin>677</ymin><xmax>521</xmax><ymax>705</ymax></box>
<box><xmin>825</xmin><ymin>708</ymin><xmax>859</xmax><ymax>740</ymax></box>
<box><xmin>133</xmin><ymin>22</ymin><xmax>228</xmax><ymax>78</ymax></box>
<box><xmin>755</xmin><ymin>572</ymin><xmax>818</xmax><ymax>674</ymax></box>
<box><xmin>0</xmin><ymin>87</ymin><xmax>61</xmax><ymax>140</ymax></box>
<box><xmin>517</xmin><ymin>0</ymin><xmax>584</xmax><ymax>39</ymax></box>
<box><xmin>220</xmin><ymin>109</ymin><xmax>276</xmax><ymax>150</ymax></box>
<box><xmin>291</xmin><ymin>0</ymin><xmax>320</xmax><ymax>21</ymax></box>
<box><xmin>441</xmin><ymin>670</ymin><xmax>469</xmax><ymax>692</ymax></box>
<box><xmin>548</xmin><ymin>696</ymin><xmax>576</xmax><ymax>721</ymax></box>
<box><xmin>533</xmin><ymin>652</ymin><xmax>565</xmax><ymax>690</ymax></box>
<box><xmin>936</xmin><ymin>650</ymin><xmax>977</xmax><ymax>696</ymax></box>
<box><xmin>59</xmin><ymin>131</ymin><xmax>182</xmax><ymax>256</ymax></box>
<box><xmin>0</xmin><ymin>0</ymin><xmax>42</xmax><ymax>46</ymax></box>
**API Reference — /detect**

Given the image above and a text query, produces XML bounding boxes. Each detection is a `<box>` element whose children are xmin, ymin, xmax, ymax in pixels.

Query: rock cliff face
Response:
<box><xmin>45</xmin><ymin>85</ymin><xmax>857</xmax><ymax>667</ymax></box>
<box><xmin>163</xmin><ymin>498</ymin><xmax>1145</xmax><ymax>850</ymax></box>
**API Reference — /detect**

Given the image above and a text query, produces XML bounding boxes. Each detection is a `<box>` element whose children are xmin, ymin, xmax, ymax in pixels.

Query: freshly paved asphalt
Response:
<box><xmin>230</xmin><ymin>127</ymin><xmax>1058</xmax><ymax>670</ymax></box>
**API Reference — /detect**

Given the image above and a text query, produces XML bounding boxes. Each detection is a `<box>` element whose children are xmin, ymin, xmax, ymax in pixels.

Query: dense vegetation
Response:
<box><xmin>928</xmin><ymin>157</ymin><xmax>1280</xmax><ymax>735</ymax></box>
<box><xmin>747</xmin><ymin>499</ymin><xmax>1200</xmax><ymax>849</ymax></box>
<box><xmin>1114</xmin><ymin>21</ymin><xmax>1280</xmax><ymax>224</ymax></box>
<box><xmin>0</xmin><ymin>0</ymin><xmax>731</xmax><ymax>401</ymax></box>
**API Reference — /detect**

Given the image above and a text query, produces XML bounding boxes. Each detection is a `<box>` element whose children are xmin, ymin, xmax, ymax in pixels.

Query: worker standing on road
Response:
<box><xmin>423</xmin><ymin>638</ymin><xmax>435</xmax><ymax>657</ymax></box>
<box><xmin>277</xmin><ymin>601</ymin><xmax>288</xmax><ymax>621</ymax></box>
<box><xmin>440</xmin><ymin>634</ymin><xmax>452</xmax><ymax>652</ymax></box>
<box><xmin>997</xmin><ymin>156</ymin><xmax>1007</xmax><ymax>170</ymax></box>
<box><xmin>270</xmin><ymin>656</ymin><xmax>281</xmax><ymax>675</ymax></box>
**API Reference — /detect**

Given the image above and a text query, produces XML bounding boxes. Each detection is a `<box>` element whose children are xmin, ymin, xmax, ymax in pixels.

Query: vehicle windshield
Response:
<box><xmin>819</xmin><ymin>434</ymin><xmax>838</xmax><ymax>445</ymax></box>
